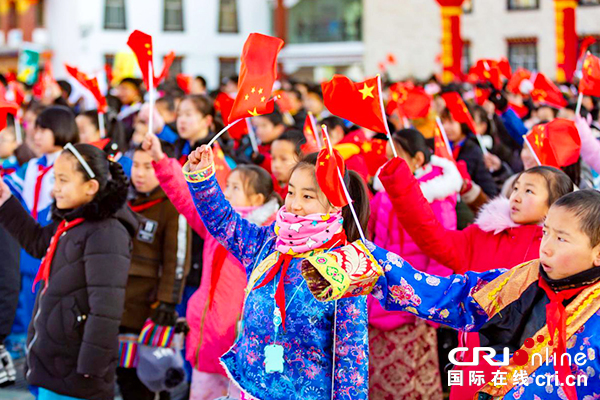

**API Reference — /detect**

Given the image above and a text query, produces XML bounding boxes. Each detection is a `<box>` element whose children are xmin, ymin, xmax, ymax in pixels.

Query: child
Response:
<box><xmin>116</xmin><ymin>143</ymin><xmax>192</xmax><ymax>400</ymax></box>
<box><xmin>240</xmin><ymin>110</ymin><xmax>286</xmax><ymax>173</ymax></box>
<box><xmin>270</xmin><ymin>128</ymin><xmax>306</xmax><ymax>199</ymax></box>
<box><xmin>368</xmin><ymin>129</ymin><xmax>461</xmax><ymax>400</ymax></box>
<box><xmin>76</xmin><ymin>110</ymin><xmax>128</xmax><ymax>152</ymax></box>
<box><xmin>18</xmin><ymin>103</ymin><xmax>46</xmax><ymax>163</ymax></box>
<box><xmin>0</xmin><ymin>143</ymin><xmax>134</xmax><ymax>400</ymax></box>
<box><xmin>305</xmin><ymin>189</ymin><xmax>600</xmax><ymax>400</ymax></box>
<box><xmin>441</xmin><ymin>107</ymin><xmax>498</xmax><ymax>197</ymax></box>
<box><xmin>174</xmin><ymin>95</ymin><xmax>219</xmax><ymax>160</ymax></box>
<box><xmin>183</xmin><ymin>145</ymin><xmax>370</xmax><ymax>400</ymax></box>
<box><xmin>0</xmin><ymin>127</ymin><xmax>19</xmax><ymax>176</ymax></box>
<box><xmin>3</xmin><ymin>106</ymin><xmax>79</xmax><ymax>357</ymax></box>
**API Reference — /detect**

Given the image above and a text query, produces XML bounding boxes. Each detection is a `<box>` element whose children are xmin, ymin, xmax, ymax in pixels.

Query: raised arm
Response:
<box><xmin>184</xmin><ymin>145</ymin><xmax>275</xmax><ymax>272</ymax></box>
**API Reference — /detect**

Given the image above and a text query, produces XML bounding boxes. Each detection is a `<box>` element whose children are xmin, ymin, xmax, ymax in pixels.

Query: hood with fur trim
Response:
<box><xmin>474</xmin><ymin>196</ymin><xmax>520</xmax><ymax>234</ymax></box>
<box><xmin>418</xmin><ymin>155</ymin><xmax>463</xmax><ymax>203</ymax></box>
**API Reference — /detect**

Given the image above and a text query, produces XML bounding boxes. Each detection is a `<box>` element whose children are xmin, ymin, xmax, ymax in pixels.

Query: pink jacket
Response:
<box><xmin>367</xmin><ymin>156</ymin><xmax>461</xmax><ymax>331</ymax></box>
<box><xmin>152</xmin><ymin>156</ymin><xmax>279</xmax><ymax>376</ymax></box>
<box><xmin>575</xmin><ymin>115</ymin><xmax>600</xmax><ymax>174</ymax></box>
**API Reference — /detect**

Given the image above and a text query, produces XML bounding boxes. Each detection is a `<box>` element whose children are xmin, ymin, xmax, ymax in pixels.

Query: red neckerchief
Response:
<box><xmin>33</xmin><ymin>218</ymin><xmax>85</xmax><ymax>293</ymax></box>
<box><xmin>128</xmin><ymin>198</ymin><xmax>165</xmax><ymax>213</ymax></box>
<box><xmin>252</xmin><ymin>230</ymin><xmax>347</xmax><ymax>331</ymax></box>
<box><xmin>32</xmin><ymin>164</ymin><xmax>53</xmax><ymax>220</ymax></box>
<box><xmin>538</xmin><ymin>276</ymin><xmax>589</xmax><ymax>400</ymax></box>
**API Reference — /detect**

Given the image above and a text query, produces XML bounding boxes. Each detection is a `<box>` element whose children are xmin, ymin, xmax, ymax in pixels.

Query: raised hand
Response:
<box><xmin>142</xmin><ymin>132</ymin><xmax>165</xmax><ymax>162</ymax></box>
<box><xmin>188</xmin><ymin>145</ymin><xmax>214</xmax><ymax>172</ymax></box>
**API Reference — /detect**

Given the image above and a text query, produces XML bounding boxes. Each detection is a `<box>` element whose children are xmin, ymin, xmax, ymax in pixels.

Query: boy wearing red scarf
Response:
<box><xmin>304</xmin><ymin>189</ymin><xmax>600</xmax><ymax>400</ymax></box>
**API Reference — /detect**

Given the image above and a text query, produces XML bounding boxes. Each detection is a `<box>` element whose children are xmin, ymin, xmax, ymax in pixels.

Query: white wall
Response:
<box><xmin>44</xmin><ymin>0</ymin><xmax>272</xmax><ymax>89</ymax></box>
<box><xmin>364</xmin><ymin>0</ymin><xmax>600</xmax><ymax>81</ymax></box>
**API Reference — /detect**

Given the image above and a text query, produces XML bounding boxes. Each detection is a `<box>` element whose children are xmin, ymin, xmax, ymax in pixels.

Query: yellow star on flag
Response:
<box><xmin>248</xmin><ymin>108</ymin><xmax>259</xmax><ymax>116</ymax></box>
<box><xmin>260</xmin><ymin>96</ymin><xmax>266</xmax><ymax>102</ymax></box>
<box><xmin>244</xmin><ymin>94</ymin><xmax>249</xmax><ymax>100</ymax></box>
<box><xmin>258</xmin><ymin>88</ymin><xmax>264</xmax><ymax>94</ymax></box>
<box><xmin>251</xmin><ymin>87</ymin><xmax>256</xmax><ymax>93</ymax></box>
<box><xmin>359</xmin><ymin>83</ymin><xmax>375</xmax><ymax>100</ymax></box>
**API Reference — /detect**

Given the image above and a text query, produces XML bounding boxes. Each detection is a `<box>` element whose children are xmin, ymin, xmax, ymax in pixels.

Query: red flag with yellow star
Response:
<box><xmin>64</xmin><ymin>64</ymin><xmax>107</xmax><ymax>113</ymax></box>
<box><xmin>386</xmin><ymin>82</ymin><xmax>413</xmax><ymax>115</ymax></box>
<box><xmin>469</xmin><ymin>60</ymin><xmax>502</xmax><ymax>90</ymax></box>
<box><xmin>322</xmin><ymin>75</ymin><xmax>389</xmax><ymax>134</ymax></box>
<box><xmin>228</xmin><ymin>33</ymin><xmax>284</xmax><ymax>122</ymax></box>
<box><xmin>127</xmin><ymin>30</ymin><xmax>175</xmax><ymax>88</ymax></box>
<box><xmin>397</xmin><ymin>86</ymin><xmax>431</xmax><ymax>119</ymax></box>
<box><xmin>362</xmin><ymin>138</ymin><xmax>388</xmax><ymax>177</ymax></box>
<box><xmin>524</xmin><ymin>119</ymin><xmax>580</xmax><ymax>168</ymax></box>
<box><xmin>433</xmin><ymin>124</ymin><xmax>454</xmax><ymax>163</ymax></box>
<box><xmin>531</xmin><ymin>73</ymin><xmax>567</xmax><ymax>108</ymax></box>
<box><xmin>302</xmin><ymin>112</ymin><xmax>320</xmax><ymax>153</ymax></box>
<box><xmin>579</xmin><ymin>53</ymin><xmax>600</xmax><ymax>97</ymax></box>
<box><xmin>441</xmin><ymin>92</ymin><xmax>477</xmax><ymax>134</ymax></box>
<box><xmin>316</xmin><ymin>146</ymin><xmax>349</xmax><ymax>208</ymax></box>
<box><xmin>506</xmin><ymin>68</ymin><xmax>532</xmax><ymax>95</ymax></box>
<box><xmin>0</xmin><ymin>100</ymin><xmax>18</xmax><ymax>131</ymax></box>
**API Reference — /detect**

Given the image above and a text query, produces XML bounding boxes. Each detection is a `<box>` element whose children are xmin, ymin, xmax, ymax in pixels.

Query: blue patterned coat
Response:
<box><xmin>366</xmin><ymin>243</ymin><xmax>600</xmax><ymax>399</ymax></box>
<box><xmin>186</xmin><ymin>170</ymin><xmax>368</xmax><ymax>400</ymax></box>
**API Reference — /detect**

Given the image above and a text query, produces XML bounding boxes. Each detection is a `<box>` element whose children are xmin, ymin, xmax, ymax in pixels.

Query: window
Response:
<box><xmin>580</xmin><ymin>0</ymin><xmax>600</xmax><ymax>5</ymax></box>
<box><xmin>104</xmin><ymin>54</ymin><xmax>115</xmax><ymax>68</ymax></box>
<box><xmin>36</xmin><ymin>0</ymin><xmax>45</xmax><ymax>28</ymax></box>
<box><xmin>463</xmin><ymin>0</ymin><xmax>473</xmax><ymax>14</ymax></box>
<box><xmin>104</xmin><ymin>0</ymin><xmax>126</xmax><ymax>30</ymax></box>
<box><xmin>164</xmin><ymin>0</ymin><xmax>184</xmax><ymax>31</ymax></box>
<box><xmin>462</xmin><ymin>41</ymin><xmax>472</xmax><ymax>72</ymax></box>
<box><xmin>288</xmin><ymin>0</ymin><xmax>362</xmax><ymax>44</ymax></box>
<box><xmin>507</xmin><ymin>0</ymin><xmax>539</xmax><ymax>10</ymax></box>
<box><xmin>8</xmin><ymin>1</ymin><xmax>18</xmax><ymax>30</ymax></box>
<box><xmin>219</xmin><ymin>57</ymin><xmax>237</xmax><ymax>84</ymax></box>
<box><xmin>218</xmin><ymin>0</ymin><xmax>238</xmax><ymax>33</ymax></box>
<box><xmin>169</xmin><ymin>56</ymin><xmax>184</xmax><ymax>76</ymax></box>
<box><xmin>508</xmin><ymin>39</ymin><xmax>538</xmax><ymax>71</ymax></box>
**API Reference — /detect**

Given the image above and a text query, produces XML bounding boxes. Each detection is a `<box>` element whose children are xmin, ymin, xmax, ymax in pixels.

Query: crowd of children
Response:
<box><xmin>0</xmin><ymin>65</ymin><xmax>599</xmax><ymax>400</ymax></box>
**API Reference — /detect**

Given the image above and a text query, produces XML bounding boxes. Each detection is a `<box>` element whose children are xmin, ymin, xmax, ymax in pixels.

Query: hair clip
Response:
<box><xmin>64</xmin><ymin>143</ymin><xmax>96</xmax><ymax>179</ymax></box>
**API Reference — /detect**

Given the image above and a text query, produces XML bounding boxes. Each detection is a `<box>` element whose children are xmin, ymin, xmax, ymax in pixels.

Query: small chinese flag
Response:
<box><xmin>176</xmin><ymin>74</ymin><xmax>192</xmax><ymax>94</ymax></box>
<box><xmin>579</xmin><ymin>53</ymin><xmax>600</xmax><ymax>97</ymax></box>
<box><xmin>322</xmin><ymin>75</ymin><xmax>389</xmax><ymax>134</ymax></box>
<box><xmin>228</xmin><ymin>33</ymin><xmax>284</xmax><ymax>122</ymax></box>
<box><xmin>302</xmin><ymin>113</ymin><xmax>320</xmax><ymax>153</ymax></box>
<box><xmin>441</xmin><ymin>92</ymin><xmax>477</xmax><ymax>134</ymax></box>
<box><xmin>531</xmin><ymin>73</ymin><xmax>567</xmax><ymax>109</ymax></box>
<box><xmin>362</xmin><ymin>138</ymin><xmax>388</xmax><ymax>177</ymax></box>
<box><xmin>273</xmin><ymin>90</ymin><xmax>293</xmax><ymax>113</ymax></box>
<box><xmin>8</xmin><ymin>82</ymin><xmax>25</xmax><ymax>107</ymax></box>
<box><xmin>0</xmin><ymin>100</ymin><xmax>18</xmax><ymax>131</ymax></box>
<box><xmin>525</xmin><ymin>119</ymin><xmax>581</xmax><ymax>168</ymax></box>
<box><xmin>386</xmin><ymin>82</ymin><xmax>413</xmax><ymax>115</ymax></box>
<box><xmin>212</xmin><ymin>141</ymin><xmax>231</xmax><ymax>189</ymax></box>
<box><xmin>65</xmin><ymin>64</ymin><xmax>108</xmax><ymax>113</ymax></box>
<box><xmin>127</xmin><ymin>30</ymin><xmax>175</xmax><ymax>88</ymax></box>
<box><xmin>579</xmin><ymin>37</ymin><xmax>597</xmax><ymax>61</ymax></box>
<box><xmin>506</xmin><ymin>68</ymin><xmax>531</xmax><ymax>95</ymax></box>
<box><xmin>498</xmin><ymin>58</ymin><xmax>512</xmax><ymax>79</ymax></box>
<box><xmin>316</xmin><ymin>146</ymin><xmax>349</xmax><ymax>208</ymax></box>
<box><xmin>474</xmin><ymin>87</ymin><xmax>491</xmax><ymax>106</ymax></box>
<box><xmin>397</xmin><ymin>86</ymin><xmax>432</xmax><ymax>119</ymax></box>
<box><xmin>470</xmin><ymin>60</ymin><xmax>502</xmax><ymax>90</ymax></box>
<box><xmin>433</xmin><ymin>125</ymin><xmax>454</xmax><ymax>163</ymax></box>
<box><xmin>214</xmin><ymin>92</ymin><xmax>248</xmax><ymax>141</ymax></box>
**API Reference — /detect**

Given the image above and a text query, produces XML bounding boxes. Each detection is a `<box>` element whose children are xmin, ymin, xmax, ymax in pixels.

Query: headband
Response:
<box><xmin>64</xmin><ymin>143</ymin><xmax>96</xmax><ymax>179</ymax></box>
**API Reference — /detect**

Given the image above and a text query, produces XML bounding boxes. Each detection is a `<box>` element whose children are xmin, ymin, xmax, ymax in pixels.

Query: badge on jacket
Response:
<box><xmin>138</xmin><ymin>219</ymin><xmax>158</xmax><ymax>243</ymax></box>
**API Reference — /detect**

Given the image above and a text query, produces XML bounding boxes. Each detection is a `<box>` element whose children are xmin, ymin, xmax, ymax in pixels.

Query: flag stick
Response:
<box><xmin>207</xmin><ymin>119</ymin><xmax>244</xmax><ymax>147</ymax></box>
<box><xmin>523</xmin><ymin>135</ymin><xmax>542</xmax><ymax>167</ymax></box>
<box><xmin>308</xmin><ymin>112</ymin><xmax>323</xmax><ymax>148</ymax></box>
<box><xmin>475</xmin><ymin>134</ymin><xmax>488</xmax><ymax>155</ymax></box>
<box><xmin>575</xmin><ymin>92</ymin><xmax>584</xmax><ymax>117</ymax></box>
<box><xmin>246</xmin><ymin>118</ymin><xmax>259</xmax><ymax>153</ymax></box>
<box><xmin>148</xmin><ymin>61</ymin><xmax>154</xmax><ymax>136</ymax></box>
<box><xmin>402</xmin><ymin>116</ymin><xmax>410</xmax><ymax>129</ymax></box>
<box><xmin>436</xmin><ymin>116</ymin><xmax>453</xmax><ymax>154</ymax></box>
<box><xmin>321</xmin><ymin>124</ymin><xmax>366</xmax><ymax>243</ymax></box>
<box><xmin>14</xmin><ymin>110</ymin><xmax>22</xmax><ymax>144</ymax></box>
<box><xmin>376</xmin><ymin>74</ymin><xmax>398</xmax><ymax>158</ymax></box>
<box><xmin>98</xmin><ymin>112</ymin><xmax>106</xmax><ymax>139</ymax></box>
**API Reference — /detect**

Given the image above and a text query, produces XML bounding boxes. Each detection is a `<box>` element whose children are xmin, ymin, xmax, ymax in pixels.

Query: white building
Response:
<box><xmin>41</xmin><ymin>0</ymin><xmax>272</xmax><ymax>88</ymax></box>
<box><xmin>364</xmin><ymin>0</ymin><xmax>600</xmax><ymax>81</ymax></box>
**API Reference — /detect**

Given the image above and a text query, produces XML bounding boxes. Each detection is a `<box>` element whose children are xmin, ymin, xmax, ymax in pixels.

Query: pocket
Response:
<box><xmin>61</xmin><ymin>297</ymin><xmax>86</xmax><ymax>342</ymax></box>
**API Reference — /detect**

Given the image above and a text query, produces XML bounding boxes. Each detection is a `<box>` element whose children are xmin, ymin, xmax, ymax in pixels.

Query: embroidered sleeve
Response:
<box><xmin>183</xmin><ymin>161</ymin><xmax>215</xmax><ymax>183</ymax></box>
<box><xmin>333</xmin><ymin>296</ymin><xmax>369</xmax><ymax>400</ymax></box>
<box><xmin>186</xmin><ymin>168</ymin><xmax>275</xmax><ymax>272</ymax></box>
<box><xmin>367</xmin><ymin>242</ymin><xmax>504</xmax><ymax>331</ymax></box>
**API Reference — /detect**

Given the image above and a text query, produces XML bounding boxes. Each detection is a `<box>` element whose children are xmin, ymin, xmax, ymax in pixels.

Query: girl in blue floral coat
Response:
<box><xmin>183</xmin><ymin>145</ymin><xmax>370</xmax><ymax>400</ymax></box>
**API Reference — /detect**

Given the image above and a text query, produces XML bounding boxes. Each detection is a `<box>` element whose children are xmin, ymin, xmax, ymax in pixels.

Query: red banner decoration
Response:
<box><xmin>554</xmin><ymin>0</ymin><xmax>578</xmax><ymax>83</ymax></box>
<box><xmin>436</xmin><ymin>0</ymin><xmax>465</xmax><ymax>83</ymax></box>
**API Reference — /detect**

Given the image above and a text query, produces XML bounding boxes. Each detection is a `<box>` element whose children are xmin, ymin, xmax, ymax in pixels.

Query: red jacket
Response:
<box><xmin>379</xmin><ymin>158</ymin><xmax>542</xmax><ymax>274</ymax></box>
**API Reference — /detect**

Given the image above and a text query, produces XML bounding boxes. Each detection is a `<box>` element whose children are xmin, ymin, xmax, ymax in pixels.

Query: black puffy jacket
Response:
<box><xmin>0</xmin><ymin>195</ymin><xmax>137</xmax><ymax>400</ymax></box>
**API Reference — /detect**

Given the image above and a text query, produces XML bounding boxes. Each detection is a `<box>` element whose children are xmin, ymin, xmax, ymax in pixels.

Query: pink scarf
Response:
<box><xmin>253</xmin><ymin>207</ymin><xmax>347</xmax><ymax>331</ymax></box>
<box><xmin>274</xmin><ymin>207</ymin><xmax>345</xmax><ymax>254</ymax></box>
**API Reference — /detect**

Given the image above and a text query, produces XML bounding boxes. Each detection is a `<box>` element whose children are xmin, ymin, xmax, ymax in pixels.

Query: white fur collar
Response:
<box><xmin>418</xmin><ymin>155</ymin><xmax>463</xmax><ymax>203</ymax></box>
<box><xmin>474</xmin><ymin>196</ymin><xmax>520</xmax><ymax>234</ymax></box>
<box><xmin>245</xmin><ymin>198</ymin><xmax>280</xmax><ymax>226</ymax></box>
